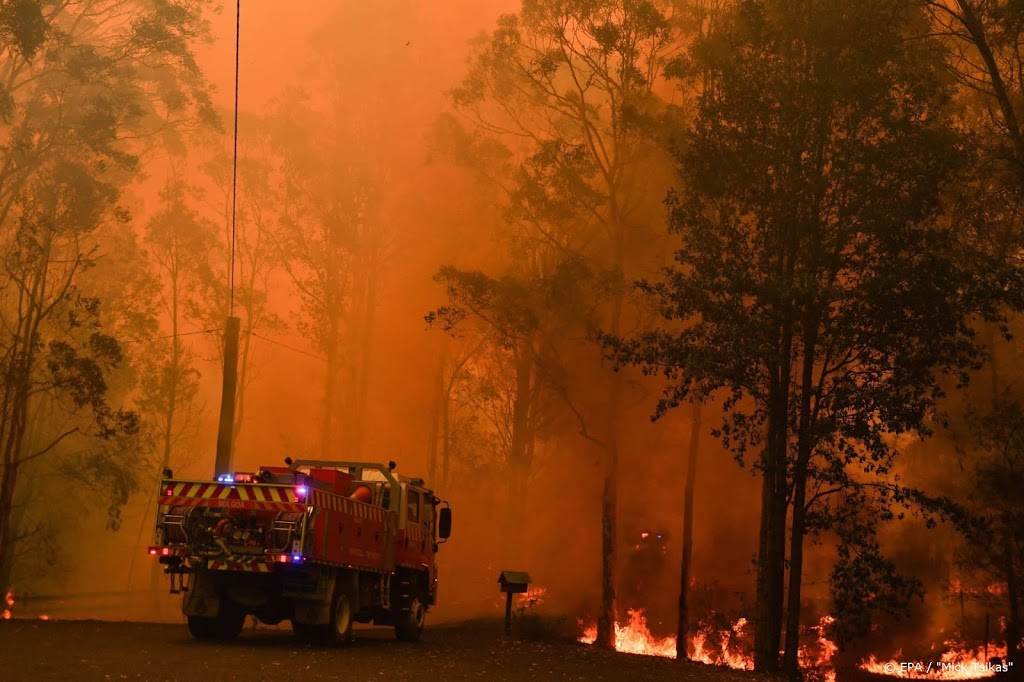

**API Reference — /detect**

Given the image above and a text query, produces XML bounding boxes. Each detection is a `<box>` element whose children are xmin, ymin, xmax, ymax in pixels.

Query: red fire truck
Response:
<box><xmin>147</xmin><ymin>459</ymin><xmax>452</xmax><ymax>643</ymax></box>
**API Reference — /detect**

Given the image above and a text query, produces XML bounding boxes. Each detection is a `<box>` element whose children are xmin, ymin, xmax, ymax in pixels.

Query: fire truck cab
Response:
<box><xmin>148</xmin><ymin>460</ymin><xmax>452</xmax><ymax>644</ymax></box>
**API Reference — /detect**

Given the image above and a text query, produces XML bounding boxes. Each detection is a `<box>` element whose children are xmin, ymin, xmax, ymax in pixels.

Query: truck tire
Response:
<box><xmin>187</xmin><ymin>602</ymin><xmax>245</xmax><ymax>641</ymax></box>
<box><xmin>394</xmin><ymin>597</ymin><xmax>425</xmax><ymax>642</ymax></box>
<box><xmin>293</xmin><ymin>593</ymin><xmax>353</xmax><ymax>645</ymax></box>
<box><xmin>331</xmin><ymin>593</ymin><xmax>354</xmax><ymax>644</ymax></box>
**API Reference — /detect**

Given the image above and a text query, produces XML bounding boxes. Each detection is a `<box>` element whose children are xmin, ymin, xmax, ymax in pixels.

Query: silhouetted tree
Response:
<box><xmin>448</xmin><ymin>0</ymin><xmax>680</xmax><ymax>646</ymax></box>
<box><xmin>959</xmin><ymin>395</ymin><xmax>1024</xmax><ymax>670</ymax></box>
<box><xmin>427</xmin><ymin>259</ymin><xmax>604</xmax><ymax>535</ymax></box>
<box><xmin>605</xmin><ymin>0</ymin><xmax>1018</xmax><ymax>673</ymax></box>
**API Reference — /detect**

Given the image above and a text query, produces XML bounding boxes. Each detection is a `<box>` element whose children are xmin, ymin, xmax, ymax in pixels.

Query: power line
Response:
<box><xmin>121</xmin><ymin>329</ymin><xmax>219</xmax><ymax>345</ymax></box>
<box><xmin>229</xmin><ymin>0</ymin><xmax>241</xmax><ymax>316</ymax></box>
<box><xmin>250</xmin><ymin>332</ymin><xmax>325</xmax><ymax>362</ymax></box>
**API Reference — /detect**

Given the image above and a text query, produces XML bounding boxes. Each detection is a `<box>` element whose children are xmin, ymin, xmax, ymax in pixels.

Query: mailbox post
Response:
<box><xmin>497</xmin><ymin>570</ymin><xmax>532</xmax><ymax>636</ymax></box>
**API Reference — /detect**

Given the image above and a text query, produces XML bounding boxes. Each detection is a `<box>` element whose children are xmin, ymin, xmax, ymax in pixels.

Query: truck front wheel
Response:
<box><xmin>187</xmin><ymin>602</ymin><xmax>245</xmax><ymax>641</ymax></box>
<box><xmin>394</xmin><ymin>598</ymin><xmax>425</xmax><ymax>642</ymax></box>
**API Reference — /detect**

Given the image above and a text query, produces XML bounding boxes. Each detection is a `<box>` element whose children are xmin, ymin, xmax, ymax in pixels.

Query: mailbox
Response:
<box><xmin>498</xmin><ymin>571</ymin><xmax>531</xmax><ymax>594</ymax></box>
<box><xmin>497</xmin><ymin>570</ymin><xmax>532</xmax><ymax>635</ymax></box>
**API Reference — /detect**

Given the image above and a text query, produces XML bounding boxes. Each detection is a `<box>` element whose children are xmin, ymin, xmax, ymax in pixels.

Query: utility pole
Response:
<box><xmin>214</xmin><ymin>316</ymin><xmax>241</xmax><ymax>476</ymax></box>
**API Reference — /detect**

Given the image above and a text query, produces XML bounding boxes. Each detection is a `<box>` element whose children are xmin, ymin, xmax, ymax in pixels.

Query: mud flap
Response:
<box><xmin>338</xmin><ymin>570</ymin><xmax>360</xmax><ymax>614</ymax></box>
<box><xmin>293</xmin><ymin>570</ymin><xmax>334</xmax><ymax>625</ymax></box>
<box><xmin>183</xmin><ymin>571</ymin><xmax>220</xmax><ymax>618</ymax></box>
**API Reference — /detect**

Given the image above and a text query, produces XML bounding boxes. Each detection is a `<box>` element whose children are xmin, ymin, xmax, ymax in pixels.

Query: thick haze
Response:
<box><xmin>4</xmin><ymin>3</ymin><xmax>1013</xmax><ymax>668</ymax></box>
<box><xmin>31</xmin><ymin>0</ymin><xmax>763</xmax><ymax>623</ymax></box>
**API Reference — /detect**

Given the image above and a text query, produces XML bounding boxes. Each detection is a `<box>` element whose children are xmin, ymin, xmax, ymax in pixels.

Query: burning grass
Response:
<box><xmin>578</xmin><ymin>609</ymin><xmax>845</xmax><ymax>675</ymax></box>
<box><xmin>577</xmin><ymin>608</ymin><xmax>1010</xmax><ymax>681</ymax></box>
<box><xmin>859</xmin><ymin>641</ymin><xmax>1009</xmax><ymax>679</ymax></box>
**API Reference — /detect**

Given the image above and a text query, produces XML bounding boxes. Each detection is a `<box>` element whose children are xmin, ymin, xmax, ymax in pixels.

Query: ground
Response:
<box><xmin>0</xmin><ymin>618</ymin><xmax>771</xmax><ymax>682</ymax></box>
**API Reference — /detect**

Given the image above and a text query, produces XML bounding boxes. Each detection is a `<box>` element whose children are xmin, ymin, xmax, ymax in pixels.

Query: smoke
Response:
<box><xmin>6</xmin><ymin>6</ymin><xmax>1007</xmax><ymax>671</ymax></box>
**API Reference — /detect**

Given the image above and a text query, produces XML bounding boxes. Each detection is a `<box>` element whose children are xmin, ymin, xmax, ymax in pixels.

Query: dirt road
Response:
<box><xmin>0</xmin><ymin>618</ymin><xmax>766</xmax><ymax>681</ymax></box>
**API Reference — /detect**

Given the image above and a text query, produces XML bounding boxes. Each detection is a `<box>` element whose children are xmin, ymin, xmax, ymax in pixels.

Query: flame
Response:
<box><xmin>578</xmin><ymin>604</ymin><xmax>1006</xmax><ymax>682</ymax></box>
<box><xmin>798</xmin><ymin>615</ymin><xmax>838</xmax><ymax>682</ymax></box>
<box><xmin>859</xmin><ymin>641</ymin><xmax>1009</xmax><ymax>679</ymax></box>
<box><xmin>946</xmin><ymin>580</ymin><xmax>1008</xmax><ymax>598</ymax></box>
<box><xmin>524</xmin><ymin>585</ymin><xmax>547</xmax><ymax>606</ymax></box>
<box><xmin>691</xmin><ymin>616</ymin><xmax>754</xmax><ymax>669</ymax></box>
<box><xmin>2</xmin><ymin>590</ymin><xmax>12</xmax><ymax>620</ymax></box>
<box><xmin>578</xmin><ymin>609</ymin><xmax>678</xmax><ymax>658</ymax></box>
<box><xmin>496</xmin><ymin>585</ymin><xmax>548</xmax><ymax>611</ymax></box>
<box><xmin>579</xmin><ymin>611</ymin><xmax>841</xmax><ymax>678</ymax></box>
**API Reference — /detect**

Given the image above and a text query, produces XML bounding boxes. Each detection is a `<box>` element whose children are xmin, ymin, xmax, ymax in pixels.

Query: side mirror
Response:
<box><xmin>439</xmin><ymin>507</ymin><xmax>452</xmax><ymax>539</ymax></box>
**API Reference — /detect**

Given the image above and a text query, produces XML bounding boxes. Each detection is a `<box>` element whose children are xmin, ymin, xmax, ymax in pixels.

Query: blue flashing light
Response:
<box><xmin>217</xmin><ymin>474</ymin><xmax>234</xmax><ymax>483</ymax></box>
<box><xmin>296</xmin><ymin>485</ymin><xmax>308</xmax><ymax>497</ymax></box>
<box><xmin>292</xmin><ymin>555</ymin><xmax>303</xmax><ymax>563</ymax></box>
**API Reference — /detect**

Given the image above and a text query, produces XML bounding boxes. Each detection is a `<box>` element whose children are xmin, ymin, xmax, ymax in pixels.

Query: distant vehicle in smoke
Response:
<box><xmin>619</xmin><ymin>527</ymin><xmax>675</xmax><ymax>633</ymax></box>
<box><xmin>147</xmin><ymin>460</ymin><xmax>452</xmax><ymax>644</ymax></box>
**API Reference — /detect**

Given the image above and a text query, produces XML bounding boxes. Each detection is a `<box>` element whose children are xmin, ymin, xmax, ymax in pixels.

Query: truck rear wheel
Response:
<box><xmin>394</xmin><ymin>598</ymin><xmax>425</xmax><ymax>642</ymax></box>
<box><xmin>187</xmin><ymin>602</ymin><xmax>245</xmax><ymax>641</ymax></box>
<box><xmin>293</xmin><ymin>593</ymin><xmax>353</xmax><ymax>645</ymax></box>
<box><xmin>333</xmin><ymin>594</ymin><xmax>354</xmax><ymax>642</ymax></box>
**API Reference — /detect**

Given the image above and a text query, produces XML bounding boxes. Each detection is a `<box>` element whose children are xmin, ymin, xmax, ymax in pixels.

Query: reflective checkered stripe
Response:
<box><xmin>159</xmin><ymin>482</ymin><xmax>303</xmax><ymax>511</ymax></box>
<box><xmin>308</xmin><ymin>491</ymin><xmax>386</xmax><ymax>523</ymax></box>
<box><xmin>208</xmin><ymin>560</ymin><xmax>273</xmax><ymax>572</ymax></box>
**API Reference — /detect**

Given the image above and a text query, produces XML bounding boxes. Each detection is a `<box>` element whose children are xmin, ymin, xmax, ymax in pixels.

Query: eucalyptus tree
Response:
<box><xmin>0</xmin><ymin>0</ymin><xmax>216</xmax><ymax>596</ymax></box>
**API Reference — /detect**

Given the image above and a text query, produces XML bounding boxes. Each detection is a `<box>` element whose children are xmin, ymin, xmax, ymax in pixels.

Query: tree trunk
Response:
<box><xmin>427</xmin><ymin>344</ymin><xmax>446</xmax><ymax>485</ymax></box>
<box><xmin>598</xmin><ymin>458</ymin><xmax>619</xmax><ymax>649</ymax></box>
<box><xmin>0</xmin><ymin>458</ymin><xmax>18</xmax><ymax>599</ymax></box>
<box><xmin>440</xmin><ymin>372</ymin><xmax>452</xmax><ymax>490</ymax></box>
<box><xmin>321</xmin><ymin>314</ymin><xmax>341</xmax><ymax>458</ymax></box>
<box><xmin>783</xmin><ymin>324</ymin><xmax>818</xmax><ymax>678</ymax></box>
<box><xmin>1004</xmin><ymin>516</ymin><xmax>1021</xmax><ymax>676</ymax></box>
<box><xmin>508</xmin><ymin>345</ymin><xmax>535</xmax><ymax>555</ymax></box>
<box><xmin>596</xmin><ymin>370</ymin><xmax>623</xmax><ymax>651</ymax></box>
<box><xmin>351</xmin><ymin>249</ymin><xmax>379</xmax><ymax>456</ymax></box>
<box><xmin>598</xmin><ymin>332</ymin><xmax>624</xmax><ymax>650</ymax></box>
<box><xmin>0</xmin><ymin>383</ymin><xmax>31</xmax><ymax>601</ymax></box>
<box><xmin>754</xmin><ymin>447</ymin><xmax>788</xmax><ymax>673</ymax></box>
<box><xmin>161</xmin><ymin>310</ymin><xmax>181</xmax><ymax>473</ymax></box>
<box><xmin>676</xmin><ymin>400</ymin><xmax>702</xmax><ymax>660</ymax></box>
<box><xmin>755</xmin><ymin>327</ymin><xmax>793</xmax><ymax>672</ymax></box>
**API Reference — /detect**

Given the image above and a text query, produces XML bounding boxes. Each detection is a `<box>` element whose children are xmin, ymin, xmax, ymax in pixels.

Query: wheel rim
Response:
<box><xmin>334</xmin><ymin>596</ymin><xmax>351</xmax><ymax>637</ymax></box>
<box><xmin>412</xmin><ymin>600</ymin><xmax>425</xmax><ymax>629</ymax></box>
